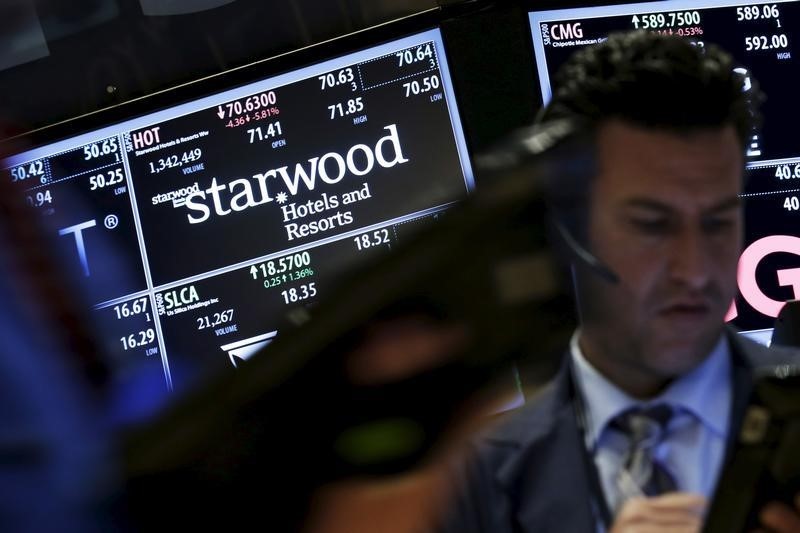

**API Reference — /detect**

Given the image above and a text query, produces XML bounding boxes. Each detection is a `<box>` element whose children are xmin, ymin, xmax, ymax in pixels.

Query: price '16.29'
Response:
<box><xmin>120</xmin><ymin>329</ymin><xmax>155</xmax><ymax>350</ymax></box>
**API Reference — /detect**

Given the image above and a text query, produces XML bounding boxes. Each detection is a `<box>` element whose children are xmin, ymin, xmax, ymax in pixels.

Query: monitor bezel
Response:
<box><xmin>0</xmin><ymin>6</ymin><xmax>476</xmax><ymax>157</ymax></box>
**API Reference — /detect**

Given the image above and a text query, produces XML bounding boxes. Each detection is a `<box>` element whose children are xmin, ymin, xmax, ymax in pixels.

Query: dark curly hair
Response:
<box><xmin>539</xmin><ymin>31</ymin><xmax>764</xmax><ymax>148</ymax></box>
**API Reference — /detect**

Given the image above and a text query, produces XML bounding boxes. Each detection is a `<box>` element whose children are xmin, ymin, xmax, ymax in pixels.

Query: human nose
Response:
<box><xmin>668</xmin><ymin>227</ymin><xmax>712</xmax><ymax>290</ymax></box>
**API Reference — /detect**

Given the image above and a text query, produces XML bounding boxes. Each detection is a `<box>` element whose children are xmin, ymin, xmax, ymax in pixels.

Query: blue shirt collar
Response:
<box><xmin>570</xmin><ymin>331</ymin><xmax>732</xmax><ymax>450</ymax></box>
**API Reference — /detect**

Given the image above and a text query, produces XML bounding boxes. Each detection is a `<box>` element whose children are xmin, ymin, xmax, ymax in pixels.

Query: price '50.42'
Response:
<box><xmin>11</xmin><ymin>160</ymin><xmax>44</xmax><ymax>183</ymax></box>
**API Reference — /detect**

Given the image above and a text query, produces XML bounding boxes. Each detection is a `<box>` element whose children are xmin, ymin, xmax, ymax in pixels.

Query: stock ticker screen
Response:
<box><xmin>1</xmin><ymin>28</ymin><xmax>474</xmax><ymax>392</ymax></box>
<box><xmin>529</xmin><ymin>0</ymin><xmax>800</xmax><ymax>341</ymax></box>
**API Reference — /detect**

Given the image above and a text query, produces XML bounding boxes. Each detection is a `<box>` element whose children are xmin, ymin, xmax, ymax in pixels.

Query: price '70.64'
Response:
<box><xmin>396</xmin><ymin>43</ymin><xmax>434</xmax><ymax>67</ymax></box>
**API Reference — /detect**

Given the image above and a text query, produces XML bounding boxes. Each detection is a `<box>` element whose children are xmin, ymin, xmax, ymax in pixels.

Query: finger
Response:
<box><xmin>629</xmin><ymin>513</ymin><xmax>703</xmax><ymax>529</ymax></box>
<box><xmin>645</xmin><ymin>492</ymin><xmax>707</xmax><ymax>512</ymax></box>
<box><xmin>612</xmin><ymin>515</ymin><xmax>703</xmax><ymax>533</ymax></box>
<box><xmin>613</xmin><ymin>496</ymin><xmax>705</xmax><ymax>529</ymax></box>
<box><xmin>760</xmin><ymin>501</ymin><xmax>800</xmax><ymax>533</ymax></box>
<box><xmin>620</xmin><ymin>528</ymin><xmax>700</xmax><ymax>533</ymax></box>
<box><xmin>640</xmin><ymin>493</ymin><xmax>707</xmax><ymax>521</ymax></box>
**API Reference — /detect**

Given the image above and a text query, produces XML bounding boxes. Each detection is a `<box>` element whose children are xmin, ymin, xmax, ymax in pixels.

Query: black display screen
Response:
<box><xmin>529</xmin><ymin>0</ymin><xmax>800</xmax><ymax>341</ymax></box>
<box><xmin>1</xmin><ymin>28</ymin><xmax>474</xmax><ymax>394</ymax></box>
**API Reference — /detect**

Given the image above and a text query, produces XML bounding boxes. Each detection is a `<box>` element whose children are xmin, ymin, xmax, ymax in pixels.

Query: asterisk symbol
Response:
<box><xmin>276</xmin><ymin>192</ymin><xmax>288</xmax><ymax>204</ymax></box>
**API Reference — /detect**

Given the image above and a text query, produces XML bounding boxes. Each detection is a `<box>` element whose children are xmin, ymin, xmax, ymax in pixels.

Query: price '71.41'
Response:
<box><xmin>247</xmin><ymin>122</ymin><xmax>282</xmax><ymax>143</ymax></box>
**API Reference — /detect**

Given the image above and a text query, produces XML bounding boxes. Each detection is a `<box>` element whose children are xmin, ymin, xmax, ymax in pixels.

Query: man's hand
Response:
<box><xmin>756</xmin><ymin>494</ymin><xmax>800</xmax><ymax>533</ymax></box>
<box><xmin>610</xmin><ymin>493</ymin><xmax>706</xmax><ymax>533</ymax></box>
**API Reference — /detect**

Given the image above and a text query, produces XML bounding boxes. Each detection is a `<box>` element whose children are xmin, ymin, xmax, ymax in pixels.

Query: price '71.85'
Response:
<box><xmin>328</xmin><ymin>98</ymin><xmax>364</xmax><ymax>119</ymax></box>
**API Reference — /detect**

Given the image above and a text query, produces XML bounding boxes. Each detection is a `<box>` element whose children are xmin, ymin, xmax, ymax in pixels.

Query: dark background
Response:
<box><xmin>3</xmin><ymin>0</ymin><xmax>800</xmax><ymax>396</ymax></box>
<box><xmin>0</xmin><ymin>0</ymin><xmax>542</xmax><ymax>152</ymax></box>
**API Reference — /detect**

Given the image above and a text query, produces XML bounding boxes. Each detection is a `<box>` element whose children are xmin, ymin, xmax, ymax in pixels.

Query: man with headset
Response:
<box><xmin>441</xmin><ymin>31</ymin><xmax>800</xmax><ymax>532</ymax></box>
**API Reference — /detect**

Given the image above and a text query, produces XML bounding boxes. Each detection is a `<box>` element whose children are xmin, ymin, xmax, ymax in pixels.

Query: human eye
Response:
<box><xmin>702</xmin><ymin>215</ymin><xmax>737</xmax><ymax>234</ymax></box>
<box><xmin>628</xmin><ymin>216</ymin><xmax>670</xmax><ymax>235</ymax></box>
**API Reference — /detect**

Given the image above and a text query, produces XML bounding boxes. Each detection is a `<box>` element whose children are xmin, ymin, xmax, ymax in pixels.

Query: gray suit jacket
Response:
<box><xmin>440</xmin><ymin>330</ymin><xmax>800</xmax><ymax>533</ymax></box>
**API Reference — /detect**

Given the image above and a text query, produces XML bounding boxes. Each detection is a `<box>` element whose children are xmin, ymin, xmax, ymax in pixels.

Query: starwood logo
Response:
<box><xmin>184</xmin><ymin>124</ymin><xmax>408</xmax><ymax>224</ymax></box>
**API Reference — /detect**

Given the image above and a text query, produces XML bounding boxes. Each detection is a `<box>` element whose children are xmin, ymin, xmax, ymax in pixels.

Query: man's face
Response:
<box><xmin>577</xmin><ymin>120</ymin><xmax>743</xmax><ymax>397</ymax></box>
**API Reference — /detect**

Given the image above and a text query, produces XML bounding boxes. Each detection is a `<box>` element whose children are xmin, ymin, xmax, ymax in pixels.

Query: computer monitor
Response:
<box><xmin>1</xmin><ymin>25</ymin><xmax>474</xmax><ymax>394</ymax></box>
<box><xmin>527</xmin><ymin>0</ymin><xmax>800</xmax><ymax>341</ymax></box>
